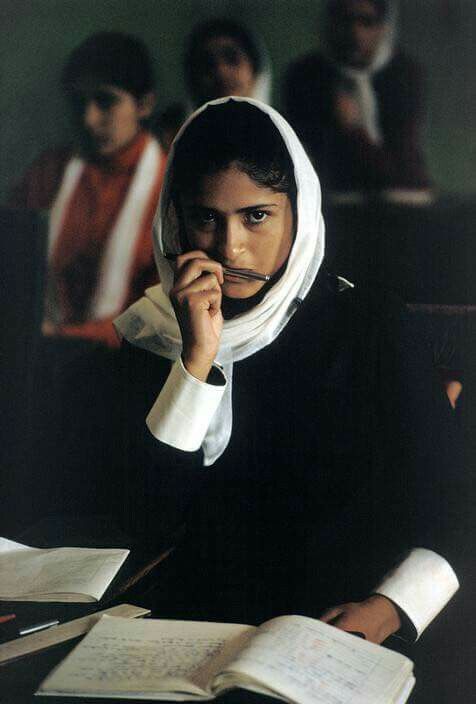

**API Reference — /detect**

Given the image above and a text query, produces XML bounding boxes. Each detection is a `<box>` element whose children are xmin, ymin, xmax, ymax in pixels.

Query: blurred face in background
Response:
<box><xmin>196</xmin><ymin>36</ymin><xmax>257</xmax><ymax>102</ymax></box>
<box><xmin>68</xmin><ymin>80</ymin><xmax>154</xmax><ymax>157</ymax></box>
<box><xmin>329</xmin><ymin>0</ymin><xmax>387</xmax><ymax>68</ymax></box>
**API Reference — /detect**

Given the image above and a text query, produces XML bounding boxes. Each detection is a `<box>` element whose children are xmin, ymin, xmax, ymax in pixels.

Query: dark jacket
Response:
<box><xmin>284</xmin><ymin>51</ymin><xmax>429</xmax><ymax>192</ymax></box>
<box><xmin>118</xmin><ymin>272</ymin><xmax>465</xmax><ymax>625</ymax></box>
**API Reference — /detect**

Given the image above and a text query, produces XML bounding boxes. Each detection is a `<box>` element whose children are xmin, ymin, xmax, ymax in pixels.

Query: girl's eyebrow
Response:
<box><xmin>237</xmin><ymin>203</ymin><xmax>278</xmax><ymax>213</ymax></box>
<box><xmin>185</xmin><ymin>203</ymin><xmax>279</xmax><ymax>213</ymax></box>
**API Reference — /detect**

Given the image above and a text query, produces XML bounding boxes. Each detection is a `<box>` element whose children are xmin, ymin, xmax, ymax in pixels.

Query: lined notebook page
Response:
<box><xmin>38</xmin><ymin>616</ymin><xmax>254</xmax><ymax>699</ymax></box>
<box><xmin>216</xmin><ymin>615</ymin><xmax>413</xmax><ymax>704</ymax></box>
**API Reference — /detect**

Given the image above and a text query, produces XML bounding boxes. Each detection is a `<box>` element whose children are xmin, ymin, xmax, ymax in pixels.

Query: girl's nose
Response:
<box><xmin>83</xmin><ymin>100</ymin><xmax>104</xmax><ymax>131</ymax></box>
<box><xmin>218</xmin><ymin>218</ymin><xmax>246</xmax><ymax>263</ymax></box>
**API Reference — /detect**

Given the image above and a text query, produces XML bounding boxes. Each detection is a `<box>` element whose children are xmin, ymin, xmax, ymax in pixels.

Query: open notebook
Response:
<box><xmin>37</xmin><ymin>614</ymin><xmax>415</xmax><ymax>703</ymax></box>
<box><xmin>0</xmin><ymin>538</ymin><xmax>129</xmax><ymax>602</ymax></box>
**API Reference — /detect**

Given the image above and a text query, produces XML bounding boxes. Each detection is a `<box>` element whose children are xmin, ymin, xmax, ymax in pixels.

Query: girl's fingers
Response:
<box><xmin>319</xmin><ymin>605</ymin><xmax>346</xmax><ymax>623</ymax></box>
<box><xmin>173</xmin><ymin>253</ymin><xmax>224</xmax><ymax>288</ymax></box>
<box><xmin>174</xmin><ymin>250</ymin><xmax>210</xmax><ymax>267</ymax></box>
<box><xmin>172</xmin><ymin>273</ymin><xmax>222</xmax><ymax>305</ymax></box>
<box><xmin>179</xmin><ymin>288</ymin><xmax>222</xmax><ymax>315</ymax></box>
<box><xmin>207</xmin><ymin>288</ymin><xmax>223</xmax><ymax>317</ymax></box>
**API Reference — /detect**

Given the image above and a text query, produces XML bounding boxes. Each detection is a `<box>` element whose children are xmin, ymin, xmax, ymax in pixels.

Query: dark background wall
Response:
<box><xmin>1</xmin><ymin>0</ymin><xmax>475</xmax><ymax>201</ymax></box>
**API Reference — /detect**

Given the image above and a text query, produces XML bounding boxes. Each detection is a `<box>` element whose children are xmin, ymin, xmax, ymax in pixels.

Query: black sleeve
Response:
<box><xmin>284</xmin><ymin>53</ymin><xmax>429</xmax><ymax>190</ymax></box>
<box><xmin>283</xmin><ymin>55</ymin><xmax>395</xmax><ymax>189</ymax></box>
<box><xmin>115</xmin><ymin>340</ymin><xmax>205</xmax><ymax>548</ymax></box>
<box><xmin>370</xmin><ymin>295</ymin><xmax>468</xmax><ymax>584</ymax></box>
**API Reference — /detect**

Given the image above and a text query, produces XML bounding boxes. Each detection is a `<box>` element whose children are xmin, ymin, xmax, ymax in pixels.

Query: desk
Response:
<box><xmin>0</xmin><ymin>520</ymin><xmax>474</xmax><ymax>703</ymax></box>
<box><xmin>0</xmin><ymin>516</ymin><xmax>181</xmax><ymax>703</ymax></box>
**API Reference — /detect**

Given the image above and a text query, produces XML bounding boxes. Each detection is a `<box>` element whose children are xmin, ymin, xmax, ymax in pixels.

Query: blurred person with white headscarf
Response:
<box><xmin>155</xmin><ymin>19</ymin><xmax>272</xmax><ymax>149</ymax></box>
<box><xmin>284</xmin><ymin>0</ymin><xmax>431</xmax><ymax>203</ymax></box>
<box><xmin>185</xmin><ymin>18</ymin><xmax>272</xmax><ymax>108</ymax></box>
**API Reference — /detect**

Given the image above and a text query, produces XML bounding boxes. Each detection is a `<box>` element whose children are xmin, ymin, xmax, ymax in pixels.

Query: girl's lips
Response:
<box><xmin>91</xmin><ymin>134</ymin><xmax>112</xmax><ymax>149</ymax></box>
<box><xmin>223</xmin><ymin>272</ymin><xmax>247</xmax><ymax>282</ymax></box>
<box><xmin>222</xmin><ymin>266</ymin><xmax>270</xmax><ymax>283</ymax></box>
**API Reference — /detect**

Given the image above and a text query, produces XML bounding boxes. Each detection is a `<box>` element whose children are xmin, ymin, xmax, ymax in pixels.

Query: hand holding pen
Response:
<box><xmin>167</xmin><ymin>250</ymin><xmax>271</xmax><ymax>382</ymax></box>
<box><xmin>169</xmin><ymin>251</ymin><xmax>225</xmax><ymax>382</ymax></box>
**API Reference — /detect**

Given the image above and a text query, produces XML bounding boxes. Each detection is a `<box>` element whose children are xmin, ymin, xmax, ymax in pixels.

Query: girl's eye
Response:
<box><xmin>191</xmin><ymin>210</ymin><xmax>216</xmax><ymax>228</ymax></box>
<box><xmin>247</xmin><ymin>210</ymin><xmax>268</xmax><ymax>225</ymax></box>
<box><xmin>93</xmin><ymin>91</ymin><xmax>119</xmax><ymax>111</ymax></box>
<box><xmin>200</xmin><ymin>211</ymin><xmax>216</xmax><ymax>225</ymax></box>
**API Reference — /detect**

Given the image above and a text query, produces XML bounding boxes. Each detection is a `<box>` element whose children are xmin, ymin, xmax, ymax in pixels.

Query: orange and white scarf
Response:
<box><xmin>47</xmin><ymin>137</ymin><xmax>163</xmax><ymax>322</ymax></box>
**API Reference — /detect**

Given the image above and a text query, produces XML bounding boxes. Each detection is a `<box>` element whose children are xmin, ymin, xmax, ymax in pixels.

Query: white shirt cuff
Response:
<box><xmin>374</xmin><ymin>548</ymin><xmax>459</xmax><ymax>639</ymax></box>
<box><xmin>146</xmin><ymin>357</ymin><xmax>226</xmax><ymax>452</ymax></box>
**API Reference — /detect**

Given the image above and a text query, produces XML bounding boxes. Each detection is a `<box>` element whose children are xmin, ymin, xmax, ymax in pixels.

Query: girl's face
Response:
<box><xmin>330</xmin><ymin>0</ymin><xmax>387</xmax><ymax>67</ymax></box>
<box><xmin>197</xmin><ymin>36</ymin><xmax>256</xmax><ymax>102</ymax></box>
<box><xmin>70</xmin><ymin>81</ymin><xmax>154</xmax><ymax>156</ymax></box>
<box><xmin>181</xmin><ymin>165</ymin><xmax>294</xmax><ymax>299</ymax></box>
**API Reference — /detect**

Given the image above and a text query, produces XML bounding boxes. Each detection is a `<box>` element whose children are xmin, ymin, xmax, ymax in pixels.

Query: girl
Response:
<box><xmin>116</xmin><ymin>98</ymin><xmax>460</xmax><ymax>644</ymax></box>
<box><xmin>10</xmin><ymin>32</ymin><xmax>165</xmax><ymax>347</ymax></box>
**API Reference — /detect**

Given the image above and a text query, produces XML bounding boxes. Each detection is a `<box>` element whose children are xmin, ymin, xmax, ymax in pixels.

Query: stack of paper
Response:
<box><xmin>0</xmin><ymin>537</ymin><xmax>129</xmax><ymax>602</ymax></box>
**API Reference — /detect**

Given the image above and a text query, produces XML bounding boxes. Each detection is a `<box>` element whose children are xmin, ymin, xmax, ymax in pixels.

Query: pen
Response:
<box><xmin>163</xmin><ymin>253</ymin><xmax>270</xmax><ymax>282</ymax></box>
<box><xmin>19</xmin><ymin>619</ymin><xmax>59</xmax><ymax>636</ymax></box>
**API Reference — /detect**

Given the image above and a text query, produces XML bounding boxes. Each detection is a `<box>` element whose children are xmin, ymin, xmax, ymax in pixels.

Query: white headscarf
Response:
<box><xmin>115</xmin><ymin>97</ymin><xmax>325</xmax><ymax>465</ymax></box>
<box><xmin>249</xmin><ymin>52</ymin><xmax>272</xmax><ymax>106</ymax></box>
<box><xmin>324</xmin><ymin>0</ymin><xmax>398</xmax><ymax>144</ymax></box>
